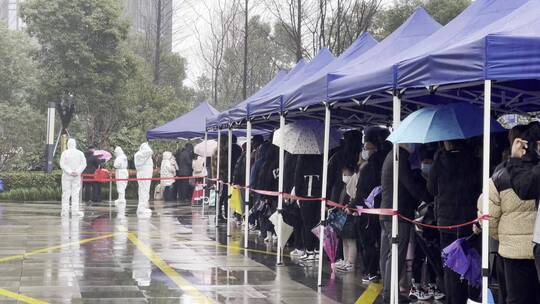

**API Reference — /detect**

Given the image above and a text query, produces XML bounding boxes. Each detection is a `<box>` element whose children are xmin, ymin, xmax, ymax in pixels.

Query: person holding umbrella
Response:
<box><xmin>83</xmin><ymin>146</ymin><xmax>103</xmax><ymax>203</ymax></box>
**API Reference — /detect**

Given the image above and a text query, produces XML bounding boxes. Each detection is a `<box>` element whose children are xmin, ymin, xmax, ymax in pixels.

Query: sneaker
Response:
<box><xmin>300</xmin><ymin>251</ymin><xmax>315</xmax><ymax>261</ymax></box>
<box><xmin>137</xmin><ymin>208</ymin><xmax>152</xmax><ymax>218</ymax></box>
<box><xmin>362</xmin><ymin>273</ymin><xmax>380</xmax><ymax>283</ymax></box>
<box><xmin>409</xmin><ymin>285</ymin><xmax>431</xmax><ymax>301</ymax></box>
<box><xmin>335</xmin><ymin>259</ymin><xmax>347</xmax><ymax>268</ymax></box>
<box><xmin>337</xmin><ymin>263</ymin><xmax>354</xmax><ymax>272</ymax></box>
<box><xmin>71</xmin><ymin>210</ymin><xmax>84</xmax><ymax>217</ymax></box>
<box><xmin>290</xmin><ymin>249</ymin><xmax>305</xmax><ymax>256</ymax></box>
<box><xmin>428</xmin><ymin>284</ymin><xmax>445</xmax><ymax>300</ymax></box>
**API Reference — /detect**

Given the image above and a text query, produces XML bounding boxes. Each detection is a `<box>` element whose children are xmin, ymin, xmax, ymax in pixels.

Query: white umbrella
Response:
<box><xmin>269</xmin><ymin>211</ymin><xmax>294</xmax><ymax>250</ymax></box>
<box><xmin>275</xmin><ymin>120</ymin><xmax>341</xmax><ymax>155</ymax></box>
<box><xmin>194</xmin><ymin>140</ymin><xmax>217</xmax><ymax>157</ymax></box>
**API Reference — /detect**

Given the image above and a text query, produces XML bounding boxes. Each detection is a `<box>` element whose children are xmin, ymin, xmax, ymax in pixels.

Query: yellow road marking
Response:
<box><xmin>0</xmin><ymin>288</ymin><xmax>49</xmax><ymax>304</ymax></box>
<box><xmin>0</xmin><ymin>233</ymin><xmax>115</xmax><ymax>263</ymax></box>
<box><xmin>181</xmin><ymin>240</ymin><xmax>291</xmax><ymax>258</ymax></box>
<box><xmin>355</xmin><ymin>283</ymin><xmax>383</xmax><ymax>304</ymax></box>
<box><xmin>127</xmin><ymin>232</ymin><xmax>214</xmax><ymax>304</ymax></box>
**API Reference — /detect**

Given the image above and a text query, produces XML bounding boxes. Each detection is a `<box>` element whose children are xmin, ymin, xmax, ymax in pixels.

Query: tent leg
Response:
<box><xmin>317</xmin><ymin>103</ymin><xmax>331</xmax><ymax>287</ymax></box>
<box><xmin>390</xmin><ymin>94</ymin><xmax>401</xmax><ymax>304</ymax></box>
<box><xmin>481</xmin><ymin>80</ymin><xmax>491</xmax><ymax>304</ymax></box>
<box><xmin>216</xmin><ymin>130</ymin><xmax>221</xmax><ymax>227</ymax></box>
<box><xmin>244</xmin><ymin>121</ymin><xmax>252</xmax><ymax>249</ymax></box>
<box><xmin>203</xmin><ymin>130</ymin><xmax>208</xmax><ymax>217</ymax></box>
<box><xmin>276</xmin><ymin>114</ymin><xmax>286</xmax><ymax>265</ymax></box>
<box><xmin>227</xmin><ymin>128</ymin><xmax>233</xmax><ymax>238</ymax></box>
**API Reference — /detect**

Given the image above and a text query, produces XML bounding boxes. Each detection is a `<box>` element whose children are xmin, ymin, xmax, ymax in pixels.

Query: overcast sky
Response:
<box><xmin>173</xmin><ymin>0</ymin><xmax>395</xmax><ymax>88</ymax></box>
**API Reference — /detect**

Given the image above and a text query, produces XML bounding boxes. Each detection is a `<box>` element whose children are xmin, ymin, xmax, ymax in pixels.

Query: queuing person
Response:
<box><xmin>349</xmin><ymin>127</ymin><xmax>390</xmax><ymax>282</ymax></box>
<box><xmin>478</xmin><ymin>140</ymin><xmax>540</xmax><ymax>304</ymax></box>
<box><xmin>59</xmin><ymin>138</ymin><xmax>87</xmax><ymax>217</ymax></box>
<box><xmin>83</xmin><ymin>146</ymin><xmax>103</xmax><ymax>203</ymax></box>
<box><xmin>295</xmin><ymin>153</ymin><xmax>323</xmax><ymax>261</ymax></box>
<box><xmin>134</xmin><ymin>142</ymin><xmax>154</xmax><ymax>218</ymax></box>
<box><xmin>160</xmin><ymin>151</ymin><xmax>178</xmax><ymax>202</ymax></box>
<box><xmin>258</xmin><ymin>143</ymin><xmax>279</xmax><ymax>243</ymax></box>
<box><xmin>380</xmin><ymin>142</ymin><xmax>432</xmax><ymax>303</ymax></box>
<box><xmin>507</xmin><ymin>122</ymin><xmax>540</xmax><ymax>282</ymax></box>
<box><xmin>327</xmin><ymin>130</ymin><xmax>363</xmax><ymax>203</ymax></box>
<box><xmin>335</xmin><ymin>163</ymin><xmax>360</xmax><ymax>272</ymax></box>
<box><xmin>427</xmin><ymin>139</ymin><xmax>481</xmax><ymax>304</ymax></box>
<box><xmin>408</xmin><ymin>145</ymin><xmax>445</xmax><ymax>301</ymax></box>
<box><xmin>113</xmin><ymin>146</ymin><xmax>129</xmax><ymax>209</ymax></box>
<box><xmin>175</xmin><ymin>144</ymin><xmax>195</xmax><ymax>201</ymax></box>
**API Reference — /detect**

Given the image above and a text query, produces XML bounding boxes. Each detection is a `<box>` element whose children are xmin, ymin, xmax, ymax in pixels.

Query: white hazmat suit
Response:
<box><xmin>59</xmin><ymin>139</ymin><xmax>87</xmax><ymax>217</ymax></box>
<box><xmin>113</xmin><ymin>146</ymin><xmax>129</xmax><ymax>205</ymax></box>
<box><xmin>134</xmin><ymin>142</ymin><xmax>153</xmax><ymax>218</ymax></box>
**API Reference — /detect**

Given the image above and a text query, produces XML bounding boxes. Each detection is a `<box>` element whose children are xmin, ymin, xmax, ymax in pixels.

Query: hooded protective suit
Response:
<box><xmin>134</xmin><ymin>142</ymin><xmax>153</xmax><ymax>217</ymax></box>
<box><xmin>113</xmin><ymin>146</ymin><xmax>129</xmax><ymax>205</ymax></box>
<box><xmin>160</xmin><ymin>151</ymin><xmax>177</xmax><ymax>187</ymax></box>
<box><xmin>59</xmin><ymin>139</ymin><xmax>87</xmax><ymax>216</ymax></box>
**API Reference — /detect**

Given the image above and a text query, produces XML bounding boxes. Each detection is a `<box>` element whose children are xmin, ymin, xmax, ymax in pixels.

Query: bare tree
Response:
<box><xmin>193</xmin><ymin>0</ymin><xmax>241</xmax><ymax>105</ymax></box>
<box><xmin>266</xmin><ymin>0</ymin><xmax>306</xmax><ymax>61</ymax></box>
<box><xmin>243</xmin><ymin>0</ymin><xmax>249</xmax><ymax>100</ymax></box>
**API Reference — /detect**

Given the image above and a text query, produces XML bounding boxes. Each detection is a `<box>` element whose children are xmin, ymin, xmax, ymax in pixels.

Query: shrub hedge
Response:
<box><xmin>0</xmin><ymin>171</ymin><xmax>160</xmax><ymax>201</ymax></box>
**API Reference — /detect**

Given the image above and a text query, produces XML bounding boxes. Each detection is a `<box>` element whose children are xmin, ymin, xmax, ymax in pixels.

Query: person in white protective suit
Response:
<box><xmin>134</xmin><ymin>142</ymin><xmax>153</xmax><ymax>218</ymax></box>
<box><xmin>59</xmin><ymin>138</ymin><xmax>87</xmax><ymax>217</ymax></box>
<box><xmin>113</xmin><ymin>146</ymin><xmax>129</xmax><ymax>214</ymax></box>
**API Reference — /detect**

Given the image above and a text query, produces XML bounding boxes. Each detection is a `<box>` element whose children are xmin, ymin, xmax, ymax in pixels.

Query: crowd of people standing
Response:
<box><xmin>209</xmin><ymin>121</ymin><xmax>540</xmax><ymax>304</ymax></box>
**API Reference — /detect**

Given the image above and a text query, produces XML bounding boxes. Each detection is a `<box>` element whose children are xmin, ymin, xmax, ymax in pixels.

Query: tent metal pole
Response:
<box><xmin>244</xmin><ymin>120</ymin><xmax>252</xmax><ymax>249</ymax></box>
<box><xmin>276</xmin><ymin>114</ymin><xmax>285</xmax><ymax>265</ymax></box>
<box><xmin>227</xmin><ymin>128</ymin><xmax>233</xmax><ymax>238</ymax></box>
<box><xmin>390</xmin><ymin>93</ymin><xmax>401</xmax><ymax>304</ymax></box>
<box><xmin>317</xmin><ymin>103</ymin><xmax>331</xmax><ymax>287</ymax></box>
<box><xmin>215</xmin><ymin>129</ymin><xmax>221</xmax><ymax>227</ymax></box>
<box><xmin>481</xmin><ymin>80</ymin><xmax>492</xmax><ymax>304</ymax></box>
<box><xmin>203</xmin><ymin>130</ymin><xmax>208</xmax><ymax>216</ymax></box>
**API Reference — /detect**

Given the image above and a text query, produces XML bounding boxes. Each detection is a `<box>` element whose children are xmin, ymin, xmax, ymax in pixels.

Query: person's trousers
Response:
<box><xmin>299</xmin><ymin>201</ymin><xmax>320</xmax><ymax>252</ymax></box>
<box><xmin>381</xmin><ymin>220</ymin><xmax>412</xmax><ymax>300</ymax></box>
<box><xmin>83</xmin><ymin>182</ymin><xmax>101</xmax><ymax>202</ymax></box>
<box><xmin>218</xmin><ymin>187</ymin><xmax>229</xmax><ymax>218</ymax></box>
<box><xmin>503</xmin><ymin>257</ymin><xmax>540</xmax><ymax>304</ymax></box>
<box><xmin>534</xmin><ymin>244</ymin><xmax>540</xmax><ymax>282</ymax></box>
<box><xmin>440</xmin><ymin>231</ymin><xmax>480</xmax><ymax>304</ymax></box>
<box><xmin>343</xmin><ymin>238</ymin><xmax>358</xmax><ymax>265</ymax></box>
<box><xmin>359</xmin><ymin>215</ymin><xmax>381</xmax><ymax>275</ymax></box>
<box><xmin>164</xmin><ymin>186</ymin><xmax>176</xmax><ymax>201</ymax></box>
<box><xmin>62</xmin><ymin>174</ymin><xmax>81</xmax><ymax>211</ymax></box>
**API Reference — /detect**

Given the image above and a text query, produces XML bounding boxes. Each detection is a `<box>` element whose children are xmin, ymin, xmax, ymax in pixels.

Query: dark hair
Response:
<box><xmin>521</xmin><ymin>122</ymin><xmax>540</xmax><ymax>159</ymax></box>
<box><xmin>419</xmin><ymin>144</ymin><xmax>436</xmax><ymax>161</ymax></box>
<box><xmin>509</xmin><ymin>124</ymin><xmax>529</xmax><ymax>144</ymax></box>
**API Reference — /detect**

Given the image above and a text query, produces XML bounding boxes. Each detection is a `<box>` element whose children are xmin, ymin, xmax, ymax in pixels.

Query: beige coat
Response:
<box><xmin>478</xmin><ymin>179</ymin><xmax>537</xmax><ymax>259</ymax></box>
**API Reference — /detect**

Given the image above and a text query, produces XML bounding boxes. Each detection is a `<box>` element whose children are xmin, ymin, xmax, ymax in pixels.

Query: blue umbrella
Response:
<box><xmin>387</xmin><ymin>102</ymin><xmax>505</xmax><ymax>144</ymax></box>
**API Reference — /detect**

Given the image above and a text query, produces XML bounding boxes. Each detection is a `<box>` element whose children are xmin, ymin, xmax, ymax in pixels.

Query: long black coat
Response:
<box><xmin>84</xmin><ymin>151</ymin><xmax>101</xmax><ymax>174</ymax></box>
<box><xmin>507</xmin><ymin>154</ymin><xmax>540</xmax><ymax>201</ymax></box>
<box><xmin>351</xmin><ymin>147</ymin><xmax>389</xmax><ymax>208</ymax></box>
<box><xmin>380</xmin><ymin>148</ymin><xmax>432</xmax><ymax>222</ymax></box>
<box><xmin>427</xmin><ymin>149</ymin><xmax>481</xmax><ymax>227</ymax></box>
<box><xmin>294</xmin><ymin>154</ymin><xmax>323</xmax><ymax>198</ymax></box>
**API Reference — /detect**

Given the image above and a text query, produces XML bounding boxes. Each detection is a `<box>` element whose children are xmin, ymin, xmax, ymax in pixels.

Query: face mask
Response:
<box><xmin>361</xmin><ymin>149</ymin><xmax>371</xmax><ymax>161</ymax></box>
<box><xmin>421</xmin><ymin>163</ymin><xmax>432</xmax><ymax>176</ymax></box>
<box><xmin>342</xmin><ymin>175</ymin><xmax>352</xmax><ymax>184</ymax></box>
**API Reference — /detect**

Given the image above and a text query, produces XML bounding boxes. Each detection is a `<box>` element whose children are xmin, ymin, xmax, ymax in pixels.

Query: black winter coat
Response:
<box><xmin>84</xmin><ymin>151</ymin><xmax>102</xmax><ymax>174</ymax></box>
<box><xmin>294</xmin><ymin>154</ymin><xmax>323</xmax><ymax>198</ymax></box>
<box><xmin>380</xmin><ymin>148</ymin><xmax>432</xmax><ymax>222</ymax></box>
<box><xmin>233</xmin><ymin>152</ymin><xmax>246</xmax><ymax>185</ymax></box>
<box><xmin>508</xmin><ymin>156</ymin><xmax>540</xmax><ymax>201</ymax></box>
<box><xmin>351</xmin><ymin>148</ymin><xmax>389</xmax><ymax>207</ymax></box>
<box><xmin>177</xmin><ymin>147</ymin><xmax>194</xmax><ymax>176</ymax></box>
<box><xmin>327</xmin><ymin>149</ymin><xmax>345</xmax><ymax>202</ymax></box>
<box><xmin>284</xmin><ymin>153</ymin><xmax>298</xmax><ymax>194</ymax></box>
<box><xmin>427</xmin><ymin>149</ymin><xmax>481</xmax><ymax>227</ymax></box>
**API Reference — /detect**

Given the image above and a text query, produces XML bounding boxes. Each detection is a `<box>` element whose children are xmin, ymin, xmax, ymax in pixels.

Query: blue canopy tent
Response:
<box><xmin>146</xmin><ymin>101</ymin><xmax>219</xmax><ymax>140</ymax></box>
<box><xmin>321</xmin><ymin>0</ymin><xmax>540</xmax><ymax>301</ymax></box>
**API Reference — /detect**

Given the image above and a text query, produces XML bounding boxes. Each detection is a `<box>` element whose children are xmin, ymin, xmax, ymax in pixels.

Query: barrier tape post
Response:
<box><xmin>276</xmin><ymin>112</ymin><xmax>285</xmax><ymax>265</ymax></box>
<box><xmin>481</xmin><ymin>80</ymin><xmax>491</xmax><ymax>304</ymax></box>
<box><xmin>216</xmin><ymin>129</ymin><xmax>221</xmax><ymax>228</ymax></box>
<box><xmin>244</xmin><ymin>120</ymin><xmax>252</xmax><ymax>249</ymax></box>
<box><xmin>390</xmin><ymin>92</ymin><xmax>401</xmax><ymax>304</ymax></box>
<box><xmin>227</xmin><ymin>128</ymin><xmax>232</xmax><ymax>238</ymax></box>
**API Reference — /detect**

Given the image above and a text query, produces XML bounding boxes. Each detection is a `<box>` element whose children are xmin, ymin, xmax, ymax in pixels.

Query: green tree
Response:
<box><xmin>20</xmin><ymin>0</ymin><xmax>138</xmax><ymax>145</ymax></box>
<box><xmin>0</xmin><ymin>23</ymin><xmax>38</xmax><ymax>105</ymax></box>
<box><xmin>373</xmin><ymin>0</ymin><xmax>470</xmax><ymax>39</ymax></box>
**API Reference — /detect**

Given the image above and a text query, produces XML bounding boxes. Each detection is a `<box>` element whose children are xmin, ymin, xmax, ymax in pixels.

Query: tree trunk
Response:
<box><xmin>242</xmin><ymin>0</ymin><xmax>248</xmax><ymax>100</ymax></box>
<box><xmin>154</xmin><ymin>0</ymin><xmax>162</xmax><ymax>84</ymax></box>
<box><xmin>296</xmin><ymin>0</ymin><xmax>302</xmax><ymax>61</ymax></box>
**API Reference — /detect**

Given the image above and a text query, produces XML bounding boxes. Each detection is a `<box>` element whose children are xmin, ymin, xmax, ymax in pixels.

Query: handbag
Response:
<box><xmin>327</xmin><ymin>208</ymin><xmax>347</xmax><ymax>232</ymax></box>
<box><xmin>208</xmin><ymin>189</ymin><xmax>217</xmax><ymax>207</ymax></box>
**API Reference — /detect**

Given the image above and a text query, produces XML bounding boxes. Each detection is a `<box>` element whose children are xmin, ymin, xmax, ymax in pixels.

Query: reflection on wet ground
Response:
<box><xmin>0</xmin><ymin>200</ymin><xmax>380</xmax><ymax>303</ymax></box>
